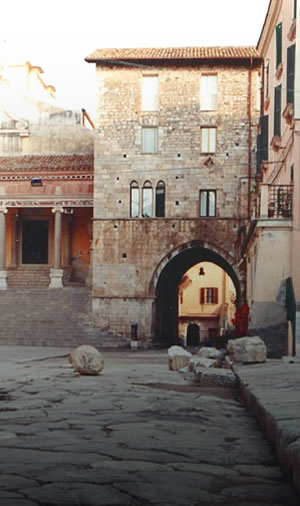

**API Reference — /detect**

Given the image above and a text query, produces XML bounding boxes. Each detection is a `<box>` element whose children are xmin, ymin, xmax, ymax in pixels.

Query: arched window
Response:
<box><xmin>142</xmin><ymin>181</ymin><xmax>153</xmax><ymax>217</ymax></box>
<box><xmin>155</xmin><ymin>180</ymin><xmax>165</xmax><ymax>217</ymax></box>
<box><xmin>130</xmin><ymin>181</ymin><xmax>139</xmax><ymax>217</ymax></box>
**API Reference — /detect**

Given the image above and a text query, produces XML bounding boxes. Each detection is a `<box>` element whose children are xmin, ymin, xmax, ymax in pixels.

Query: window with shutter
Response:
<box><xmin>261</xmin><ymin>115</ymin><xmax>269</xmax><ymax>161</ymax></box>
<box><xmin>276</xmin><ymin>23</ymin><xmax>282</xmax><ymax>68</ymax></box>
<box><xmin>287</xmin><ymin>45</ymin><xmax>295</xmax><ymax>105</ymax></box>
<box><xmin>274</xmin><ymin>85</ymin><xmax>281</xmax><ymax>137</ymax></box>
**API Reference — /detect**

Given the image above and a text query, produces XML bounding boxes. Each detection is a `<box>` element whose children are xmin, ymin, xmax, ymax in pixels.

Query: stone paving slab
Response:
<box><xmin>0</xmin><ymin>346</ymin><xmax>299</xmax><ymax>505</ymax></box>
<box><xmin>234</xmin><ymin>360</ymin><xmax>300</xmax><ymax>497</ymax></box>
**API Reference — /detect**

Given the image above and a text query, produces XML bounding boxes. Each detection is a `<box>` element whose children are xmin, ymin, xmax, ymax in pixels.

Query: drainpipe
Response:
<box><xmin>247</xmin><ymin>58</ymin><xmax>253</xmax><ymax>220</ymax></box>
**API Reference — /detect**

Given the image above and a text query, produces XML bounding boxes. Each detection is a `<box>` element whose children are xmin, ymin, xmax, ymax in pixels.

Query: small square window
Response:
<box><xmin>142</xmin><ymin>127</ymin><xmax>158</xmax><ymax>154</ymax></box>
<box><xmin>201</xmin><ymin>127</ymin><xmax>216</xmax><ymax>153</ymax></box>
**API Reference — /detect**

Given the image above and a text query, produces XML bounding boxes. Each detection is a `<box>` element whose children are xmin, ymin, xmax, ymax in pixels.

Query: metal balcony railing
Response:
<box><xmin>257</xmin><ymin>184</ymin><xmax>293</xmax><ymax>219</ymax></box>
<box><xmin>267</xmin><ymin>185</ymin><xmax>293</xmax><ymax>218</ymax></box>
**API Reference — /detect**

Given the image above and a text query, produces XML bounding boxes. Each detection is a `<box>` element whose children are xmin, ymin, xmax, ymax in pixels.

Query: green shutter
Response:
<box><xmin>287</xmin><ymin>45</ymin><xmax>295</xmax><ymax>105</ymax></box>
<box><xmin>261</xmin><ymin>115</ymin><xmax>269</xmax><ymax>161</ymax></box>
<box><xmin>276</xmin><ymin>23</ymin><xmax>282</xmax><ymax>67</ymax></box>
<box><xmin>274</xmin><ymin>85</ymin><xmax>281</xmax><ymax>137</ymax></box>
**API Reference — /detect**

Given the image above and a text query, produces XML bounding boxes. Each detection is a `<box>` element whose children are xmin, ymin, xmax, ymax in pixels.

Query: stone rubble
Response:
<box><xmin>69</xmin><ymin>345</ymin><xmax>104</xmax><ymax>375</ymax></box>
<box><xmin>227</xmin><ymin>335</ymin><xmax>267</xmax><ymax>364</ymax></box>
<box><xmin>167</xmin><ymin>345</ymin><xmax>192</xmax><ymax>371</ymax></box>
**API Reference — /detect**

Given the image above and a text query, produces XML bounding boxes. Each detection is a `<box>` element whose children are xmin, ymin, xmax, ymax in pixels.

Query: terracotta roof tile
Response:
<box><xmin>86</xmin><ymin>46</ymin><xmax>261</xmax><ymax>63</ymax></box>
<box><xmin>0</xmin><ymin>154</ymin><xmax>93</xmax><ymax>173</ymax></box>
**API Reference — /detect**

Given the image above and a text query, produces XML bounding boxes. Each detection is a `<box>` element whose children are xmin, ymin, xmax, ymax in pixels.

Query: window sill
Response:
<box><xmin>275</xmin><ymin>63</ymin><xmax>283</xmax><ymax>80</ymax></box>
<box><xmin>282</xmin><ymin>103</ymin><xmax>294</xmax><ymax>125</ymax></box>
<box><xmin>288</xmin><ymin>18</ymin><xmax>296</xmax><ymax>41</ymax></box>
<box><xmin>271</xmin><ymin>135</ymin><xmax>282</xmax><ymax>151</ymax></box>
<box><xmin>264</xmin><ymin>96</ymin><xmax>270</xmax><ymax>111</ymax></box>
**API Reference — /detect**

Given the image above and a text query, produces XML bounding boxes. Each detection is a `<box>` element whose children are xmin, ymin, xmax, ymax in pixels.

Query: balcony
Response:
<box><xmin>259</xmin><ymin>184</ymin><xmax>293</xmax><ymax>219</ymax></box>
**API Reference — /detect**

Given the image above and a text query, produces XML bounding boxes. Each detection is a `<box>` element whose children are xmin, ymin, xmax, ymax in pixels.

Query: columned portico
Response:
<box><xmin>0</xmin><ymin>208</ymin><xmax>8</xmax><ymax>289</ymax></box>
<box><xmin>49</xmin><ymin>207</ymin><xmax>64</xmax><ymax>288</ymax></box>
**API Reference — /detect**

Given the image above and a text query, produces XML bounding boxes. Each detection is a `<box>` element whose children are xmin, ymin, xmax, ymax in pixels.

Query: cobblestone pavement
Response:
<box><xmin>0</xmin><ymin>347</ymin><xmax>298</xmax><ymax>506</ymax></box>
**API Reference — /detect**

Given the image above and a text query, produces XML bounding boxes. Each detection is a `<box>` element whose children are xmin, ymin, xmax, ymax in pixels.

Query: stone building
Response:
<box><xmin>244</xmin><ymin>0</ymin><xmax>299</xmax><ymax>357</ymax></box>
<box><xmin>86</xmin><ymin>46</ymin><xmax>261</xmax><ymax>345</ymax></box>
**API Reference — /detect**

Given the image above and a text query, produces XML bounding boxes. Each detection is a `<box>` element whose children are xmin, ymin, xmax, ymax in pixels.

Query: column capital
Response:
<box><xmin>0</xmin><ymin>207</ymin><xmax>8</xmax><ymax>214</ymax></box>
<box><xmin>51</xmin><ymin>206</ymin><xmax>64</xmax><ymax>214</ymax></box>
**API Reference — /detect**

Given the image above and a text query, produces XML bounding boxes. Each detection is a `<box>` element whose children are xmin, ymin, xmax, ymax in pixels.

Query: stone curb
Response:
<box><xmin>235</xmin><ymin>367</ymin><xmax>300</xmax><ymax>498</ymax></box>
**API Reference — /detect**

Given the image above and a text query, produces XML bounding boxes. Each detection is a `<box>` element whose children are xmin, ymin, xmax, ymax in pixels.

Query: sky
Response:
<box><xmin>1</xmin><ymin>0</ymin><xmax>270</xmax><ymax>118</ymax></box>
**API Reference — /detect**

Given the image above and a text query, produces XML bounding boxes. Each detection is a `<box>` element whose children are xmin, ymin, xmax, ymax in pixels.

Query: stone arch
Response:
<box><xmin>150</xmin><ymin>241</ymin><xmax>244</xmax><ymax>345</ymax></box>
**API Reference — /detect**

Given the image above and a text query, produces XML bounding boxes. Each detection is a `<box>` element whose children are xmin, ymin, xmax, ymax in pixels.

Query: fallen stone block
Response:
<box><xmin>70</xmin><ymin>345</ymin><xmax>104</xmax><ymax>375</ymax></box>
<box><xmin>168</xmin><ymin>345</ymin><xmax>192</xmax><ymax>371</ymax></box>
<box><xmin>227</xmin><ymin>336</ymin><xmax>267</xmax><ymax>364</ymax></box>
<box><xmin>193</xmin><ymin>367</ymin><xmax>237</xmax><ymax>388</ymax></box>
<box><xmin>196</xmin><ymin>347</ymin><xmax>226</xmax><ymax>360</ymax></box>
<box><xmin>189</xmin><ymin>356</ymin><xmax>217</xmax><ymax>372</ymax></box>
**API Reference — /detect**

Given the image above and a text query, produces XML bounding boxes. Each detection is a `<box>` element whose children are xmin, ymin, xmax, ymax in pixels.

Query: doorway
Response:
<box><xmin>22</xmin><ymin>220</ymin><xmax>49</xmax><ymax>264</ymax></box>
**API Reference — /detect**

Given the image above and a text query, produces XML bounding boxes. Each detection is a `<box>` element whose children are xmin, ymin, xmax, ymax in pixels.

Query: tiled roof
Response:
<box><xmin>0</xmin><ymin>154</ymin><xmax>94</xmax><ymax>173</ymax></box>
<box><xmin>86</xmin><ymin>46</ymin><xmax>261</xmax><ymax>62</ymax></box>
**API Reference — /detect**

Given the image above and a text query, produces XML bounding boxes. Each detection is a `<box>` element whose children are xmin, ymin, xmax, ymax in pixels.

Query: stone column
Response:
<box><xmin>49</xmin><ymin>207</ymin><xmax>64</xmax><ymax>288</ymax></box>
<box><xmin>0</xmin><ymin>208</ymin><xmax>8</xmax><ymax>289</ymax></box>
<box><xmin>10</xmin><ymin>213</ymin><xmax>18</xmax><ymax>267</ymax></box>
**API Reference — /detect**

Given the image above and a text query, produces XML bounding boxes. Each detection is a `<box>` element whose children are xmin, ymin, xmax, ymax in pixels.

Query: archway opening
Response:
<box><xmin>154</xmin><ymin>245</ymin><xmax>241</xmax><ymax>346</ymax></box>
<box><xmin>178</xmin><ymin>262</ymin><xmax>236</xmax><ymax>348</ymax></box>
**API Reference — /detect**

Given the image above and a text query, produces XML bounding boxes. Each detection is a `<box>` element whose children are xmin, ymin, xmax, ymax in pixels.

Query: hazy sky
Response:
<box><xmin>1</xmin><ymin>0</ymin><xmax>270</xmax><ymax>117</ymax></box>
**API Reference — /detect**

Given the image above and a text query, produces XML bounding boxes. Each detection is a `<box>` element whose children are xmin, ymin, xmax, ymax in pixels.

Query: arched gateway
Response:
<box><xmin>151</xmin><ymin>241</ymin><xmax>244</xmax><ymax>345</ymax></box>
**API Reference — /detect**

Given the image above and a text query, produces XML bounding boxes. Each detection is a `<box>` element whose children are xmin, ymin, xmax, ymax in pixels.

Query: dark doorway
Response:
<box><xmin>186</xmin><ymin>323</ymin><xmax>200</xmax><ymax>346</ymax></box>
<box><xmin>155</xmin><ymin>244</ymin><xmax>241</xmax><ymax>345</ymax></box>
<box><xmin>22</xmin><ymin>220</ymin><xmax>49</xmax><ymax>264</ymax></box>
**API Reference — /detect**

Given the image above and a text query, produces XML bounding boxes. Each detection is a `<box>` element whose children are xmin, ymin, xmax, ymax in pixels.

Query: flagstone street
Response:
<box><xmin>0</xmin><ymin>346</ymin><xmax>298</xmax><ymax>506</ymax></box>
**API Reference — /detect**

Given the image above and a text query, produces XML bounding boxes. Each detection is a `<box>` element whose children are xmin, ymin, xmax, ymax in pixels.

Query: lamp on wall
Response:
<box><xmin>199</xmin><ymin>266</ymin><xmax>205</xmax><ymax>276</ymax></box>
<box><xmin>31</xmin><ymin>177</ymin><xmax>43</xmax><ymax>187</ymax></box>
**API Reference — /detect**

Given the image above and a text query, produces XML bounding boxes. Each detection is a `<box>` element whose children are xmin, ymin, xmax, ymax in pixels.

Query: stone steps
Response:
<box><xmin>7</xmin><ymin>267</ymin><xmax>51</xmax><ymax>288</ymax></box>
<box><xmin>0</xmin><ymin>287</ymin><xmax>130</xmax><ymax>349</ymax></box>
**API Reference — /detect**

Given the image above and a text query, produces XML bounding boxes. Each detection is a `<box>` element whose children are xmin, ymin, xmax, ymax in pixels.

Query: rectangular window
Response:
<box><xmin>142</xmin><ymin>127</ymin><xmax>158</xmax><ymax>153</ymax></box>
<box><xmin>274</xmin><ymin>85</ymin><xmax>282</xmax><ymax>137</ymax></box>
<box><xmin>287</xmin><ymin>45</ymin><xmax>295</xmax><ymax>105</ymax></box>
<box><xmin>142</xmin><ymin>76</ymin><xmax>158</xmax><ymax>111</ymax></box>
<box><xmin>201</xmin><ymin>127</ymin><xmax>216</xmax><ymax>153</ymax></box>
<box><xmin>200</xmin><ymin>75</ymin><xmax>217</xmax><ymax>110</ymax></box>
<box><xmin>200</xmin><ymin>190</ymin><xmax>216</xmax><ymax>217</ymax></box>
<box><xmin>276</xmin><ymin>23</ymin><xmax>282</xmax><ymax>67</ymax></box>
<box><xmin>130</xmin><ymin>187</ymin><xmax>139</xmax><ymax>217</ymax></box>
<box><xmin>200</xmin><ymin>287</ymin><xmax>219</xmax><ymax>304</ymax></box>
<box><xmin>261</xmin><ymin>115</ymin><xmax>269</xmax><ymax>161</ymax></box>
<box><xmin>142</xmin><ymin>187</ymin><xmax>153</xmax><ymax>217</ymax></box>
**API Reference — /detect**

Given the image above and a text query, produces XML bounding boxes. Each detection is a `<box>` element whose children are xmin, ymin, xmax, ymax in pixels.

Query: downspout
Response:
<box><xmin>247</xmin><ymin>57</ymin><xmax>253</xmax><ymax>219</ymax></box>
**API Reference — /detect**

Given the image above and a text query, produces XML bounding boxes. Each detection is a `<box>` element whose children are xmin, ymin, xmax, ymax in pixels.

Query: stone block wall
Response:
<box><xmin>92</xmin><ymin>60</ymin><xmax>260</xmax><ymax>339</ymax></box>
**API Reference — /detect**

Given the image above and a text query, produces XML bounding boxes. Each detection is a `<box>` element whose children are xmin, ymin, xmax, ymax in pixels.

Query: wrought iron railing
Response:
<box><xmin>268</xmin><ymin>185</ymin><xmax>293</xmax><ymax>218</ymax></box>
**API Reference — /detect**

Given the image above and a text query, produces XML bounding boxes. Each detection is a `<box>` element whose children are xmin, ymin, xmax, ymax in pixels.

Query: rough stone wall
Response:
<box><xmin>92</xmin><ymin>61</ymin><xmax>260</xmax><ymax>338</ymax></box>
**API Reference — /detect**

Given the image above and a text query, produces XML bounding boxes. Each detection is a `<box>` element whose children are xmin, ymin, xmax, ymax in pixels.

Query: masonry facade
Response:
<box><xmin>244</xmin><ymin>0</ymin><xmax>299</xmax><ymax>357</ymax></box>
<box><xmin>86</xmin><ymin>47</ymin><xmax>261</xmax><ymax>344</ymax></box>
